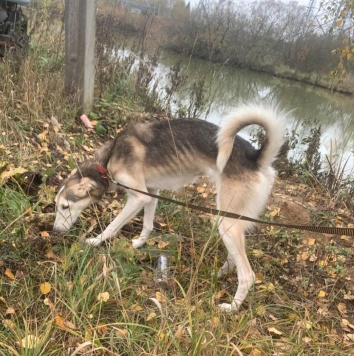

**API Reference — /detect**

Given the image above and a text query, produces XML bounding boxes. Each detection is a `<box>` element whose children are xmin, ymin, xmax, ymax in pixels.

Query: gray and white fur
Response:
<box><xmin>53</xmin><ymin>103</ymin><xmax>288</xmax><ymax>311</ymax></box>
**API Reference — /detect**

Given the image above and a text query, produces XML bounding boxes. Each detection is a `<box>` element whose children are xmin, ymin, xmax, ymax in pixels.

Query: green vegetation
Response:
<box><xmin>0</xmin><ymin>1</ymin><xmax>353</xmax><ymax>354</ymax></box>
<box><xmin>101</xmin><ymin>0</ymin><xmax>354</xmax><ymax>93</ymax></box>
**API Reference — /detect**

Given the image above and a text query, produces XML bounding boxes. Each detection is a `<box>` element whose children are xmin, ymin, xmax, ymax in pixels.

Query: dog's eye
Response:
<box><xmin>61</xmin><ymin>204</ymin><xmax>69</xmax><ymax>210</ymax></box>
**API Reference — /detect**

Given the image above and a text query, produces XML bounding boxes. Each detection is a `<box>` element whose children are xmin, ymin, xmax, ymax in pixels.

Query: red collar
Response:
<box><xmin>95</xmin><ymin>164</ymin><xmax>110</xmax><ymax>187</ymax></box>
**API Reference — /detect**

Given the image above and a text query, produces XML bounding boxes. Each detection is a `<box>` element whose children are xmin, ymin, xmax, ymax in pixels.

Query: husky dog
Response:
<box><xmin>53</xmin><ymin>103</ymin><xmax>287</xmax><ymax>311</ymax></box>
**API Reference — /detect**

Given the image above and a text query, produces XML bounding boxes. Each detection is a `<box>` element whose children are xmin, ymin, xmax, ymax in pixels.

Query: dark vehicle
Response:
<box><xmin>0</xmin><ymin>0</ymin><xmax>29</xmax><ymax>57</ymax></box>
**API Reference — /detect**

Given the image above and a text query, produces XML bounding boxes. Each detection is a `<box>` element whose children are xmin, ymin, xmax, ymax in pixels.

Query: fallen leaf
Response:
<box><xmin>158</xmin><ymin>241</ymin><xmax>169</xmax><ymax>249</ymax></box>
<box><xmin>346</xmin><ymin>334</ymin><xmax>354</xmax><ymax>341</ymax></box>
<box><xmin>4</xmin><ymin>268</ymin><xmax>15</xmax><ymax>280</ymax></box>
<box><xmin>156</xmin><ymin>291</ymin><xmax>167</xmax><ymax>303</ymax></box>
<box><xmin>40</xmin><ymin>282</ymin><xmax>51</xmax><ymax>295</ymax></box>
<box><xmin>252</xmin><ymin>249</ymin><xmax>264</xmax><ymax>257</ymax></box>
<box><xmin>2</xmin><ymin>319</ymin><xmax>15</xmax><ymax>329</ymax></box>
<box><xmin>342</xmin><ymin>319</ymin><xmax>354</xmax><ymax>330</ymax></box>
<box><xmin>318</xmin><ymin>290</ymin><xmax>326</xmax><ymax>298</ymax></box>
<box><xmin>270</xmin><ymin>207</ymin><xmax>280</xmax><ymax>217</ymax></box>
<box><xmin>212</xmin><ymin>316</ymin><xmax>219</xmax><ymax>327</ymax></box>
<box><xmin>130</xmin><ymin>303</ymin><xmax>143</xmax><ymax>311</ymax></box>
<box><xmin>38</xmin><ymin>130</ymin><xmax>49</xmax><ymax>142</ymax></box>
<box><xmin>146</xmin><ymin>312</ymin><xmax>156</xmax><ymax>321</ymax></box>
<box><xmin>268</xmin><ymin>327</ymin><xmax>283</xmax><ymax>335</ymax></box>
<box><xmin>97</xmin><ymin>292</ymin><xmax>109</xmax><ymax>302</ymax></box>
<box><xmin>44</xmin><ymin>297</ymin><xmax>55</xmax><ymax>311</ymax></box>
<box><xmin>20</xmin><ymin>335</ymin><xmax>41</xmax><ymax>349</ymax></box>
<box><xmin>115</xmin><ymin>328</ymin><xmax>128</xmax><ymax>338</ymax></box>
<box><xmin>213</xmin><ymin>290</ymin><xmax>225</xmax><ymax>300</ymax></box>
<box><xmin>5</xmin><ymin>307</ymin><xmax>15</xmax><ymax>315</ymax></box>
<box><xmin>337</xmin><ymin>303</ymin><xmax>348</xmax><ymax>316</ymax></box>
<box><xmin>40</xmin><ymin>231</ymin><xmax>50</xmax><ymax>238</ymax></box>
<box><xmin>249</xmin><ymin>349</ymin><xmax>262</xmax><ymax>356</ymax></box>
<box><xmin>174</xmin><ymin>324</ymin><xmax>185</xmax><ymax>339</ymax></box>
<box><xmin>55</xmin><ymin>315</ymin><xmax>76</xmax><ymax>330</ymax></box>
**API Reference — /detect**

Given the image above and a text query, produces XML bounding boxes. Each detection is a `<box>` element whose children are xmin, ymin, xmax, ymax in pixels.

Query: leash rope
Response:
<box><xmin>95</xmin><ymin>165</ymin><xmax>354</xmax><ymax>237</ymax></box>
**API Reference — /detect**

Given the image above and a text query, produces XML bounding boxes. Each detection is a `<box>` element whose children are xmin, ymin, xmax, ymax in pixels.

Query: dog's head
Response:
<box><xmin>53</xmin><ymin>165</ymin><xmax>107</xmax><ymax>233</ymax></box>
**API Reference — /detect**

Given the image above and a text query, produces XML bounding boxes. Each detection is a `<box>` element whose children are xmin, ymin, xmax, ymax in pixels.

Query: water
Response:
<box><xmin>119</xmin><ymin>48</ymin><xmax>354</xmax><ymax>175</ymax></box>
<box><xmin>158</xmin><ymin>51</ymin><xmax>354</xmax><ymax>175</ymax></box>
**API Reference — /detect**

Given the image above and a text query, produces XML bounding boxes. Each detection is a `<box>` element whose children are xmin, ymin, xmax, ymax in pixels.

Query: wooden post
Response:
<box><xmin>65</xmin><ymin>0</ymin><xmax>96</xmax><ymax>113</ymax></box>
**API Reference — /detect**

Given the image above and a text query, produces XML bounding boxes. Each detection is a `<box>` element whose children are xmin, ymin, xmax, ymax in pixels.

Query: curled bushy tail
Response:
<box><xmin>216</xmin><ymin>103</ymin><xmax>288</xmax><ymax>172</ymax></box>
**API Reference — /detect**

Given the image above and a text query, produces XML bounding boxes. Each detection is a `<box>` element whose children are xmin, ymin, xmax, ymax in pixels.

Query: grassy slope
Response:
<box><xmin>0</xmin><ymin>6</ymin><xmax>354</xmax><ymax>356</ymax></box>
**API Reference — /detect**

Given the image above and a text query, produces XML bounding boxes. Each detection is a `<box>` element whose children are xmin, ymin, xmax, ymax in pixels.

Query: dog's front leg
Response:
<box><xmin>132</xmin><ymin>189</ymin><xmax>159</xmax><ymax>249</ymax></box>
<box><xmin>86</xmin><ymin>191</ymin><xmax>152</xmax><ymax>246</ymax></box>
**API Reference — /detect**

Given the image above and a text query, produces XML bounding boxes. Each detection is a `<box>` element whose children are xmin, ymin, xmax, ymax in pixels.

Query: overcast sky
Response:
<box><xmin>188</xmin><ymin>0</ymin><xmax>313</xmax><ymax>8</ymax></box>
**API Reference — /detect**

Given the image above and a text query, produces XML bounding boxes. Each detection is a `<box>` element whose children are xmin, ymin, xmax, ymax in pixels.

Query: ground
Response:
<box><xmin>1</xmin><ymin>125</ymin><xmax>354</xmax><ymax>354</ymax></box>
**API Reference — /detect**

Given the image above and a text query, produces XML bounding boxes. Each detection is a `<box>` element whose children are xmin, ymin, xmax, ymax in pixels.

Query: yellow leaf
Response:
<box><xmin>337</xmin><ymin>303</ymin><xmax>347</xmax><ymax>316</ymax></box>
<box><xmin>346</xmin><ymin>334</ymin><xmax>354</xmax><ymax>341</ymax></box>
<box><xmin>158</xmin><ymin>241</ymin><xmax>169</xmax><ymax>249</ymax></box>
<box><xmin>156</xmin><ymin>291</ymin><xmax>167</xmax><ymax>303</ymax></box>
<box><xmin>342</xmin><ymin>318</ymin><xmax>354</xmax><ymax>329</ymax></box>
<box><xmin>249</xmin><ymin>349</ymin><xmax>262</xmax><ymax>356</ymax></box>
<box><xmin>268</xmin><ymin>327</ymin><xmax>283</xmax><ymax>335</ymax></box>
<box><xmin>301</xmin><ymin>251</ymin><xmax>309</xmax><ymax>261</ymax></box>
<box><xmin>44</xmin><ymin>297</ymin><xmax>55</xmax><ymax>311</ymax></box>
<box><xmin>20</xmin><ymin>335</ymin><xmax>41</xmax><ymax>349</ymax></box>
<box><xmin>213</xmin><ymin>290</ymin><xmax>225</xmax><ymax>300</ymax></box>
<box><xmin>55</xmin><ymin>315</ymin><xmax>76</xmax><ymax>330</ymax></box>
<box><xmin>115</xmin><ymin>328</ymin><xmax>128</xmax><ymax>338</ymax></box>
<box><xmin>252</xmin><ymin>249</ymin><xmax>264</xmax><ymax>257</ymax></box>
<box><xmin>318</xmin><ymin>290</ymin><xmax>326</xmax><ymax>298</ymax></box>
<box><xmin>38</xmin><ymin>130</ymin><xmax>49</xmax><ymax>142</ymax></box>
<box><xmin>130</xmin><ymin>303</ymin><xmax>143</xmax><ymax>311</ymax></box>
<box><xmin>146</xmin><ymin>312</ymin><xmax>156</xmax><ymax>321</ymax></box>
<box><xmin>40</xmin><ymin>282</ymin><xmax>51</xmax><ymax>295</ymax></box>
<box><xmin>212</xmin><ymin>316</ymin><xmax>219</xmax><ymax>327</ymax></box>
<box><xmin>5</xmin><ymin>307</ymin><xmax>15</xmax><ymax>315</ymax></box>
<box><xmin>4</xmin><ymin>268</ymin><xmax>15</xmax><ymax>280</ymax></box>
<box><xmin>270</xmin><ymin>208</ymin><xmax>280</xmax><ymax>217</ymax></box>
<box><xmin>91</xmin><ymin>120</ymin><xmax>98</xmax><ymax>126</ymax></box>
<box><xmin>174</xmin><ymin>324</ymin><xmax>185</xmax><ymax>339</ymax></box>
<box><xmin>335</xmin><ymin>19</ymin><xmax>343</xmax><ymax>27</ymax></box>
<box><xmin>97</xmin><ymin>292</ymin><xmax>109</xmax><ymax>302</ymax></box>
<box><xmin>40</xmin><ymin>231</ymin><xmax>50</xmax><ymax>238</ymax></box>
<box><xmin>2</xmin><ymin>319</ymin><xmax>15</xmax><ymax>329</ymax></box>
<box><xmin>197</xmin><ymin>186</ymin><xmax>205</xmax><ymax>193</ymax></box>
<box><xmin>0</xmin><ymin>167</ymin><xmax>26</xmax><ymax>185</ymax></box>
<box><xmin>308</xmin><ymin>238</ymin><xmax>316</xmax><ymax>245</ymax></box>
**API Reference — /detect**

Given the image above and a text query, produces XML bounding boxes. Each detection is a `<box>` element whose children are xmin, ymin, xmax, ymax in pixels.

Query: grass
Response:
<box><xmin>1</xmin><ymin>2</ymin><xmax>354</xmax><ymax>355</ymax></box>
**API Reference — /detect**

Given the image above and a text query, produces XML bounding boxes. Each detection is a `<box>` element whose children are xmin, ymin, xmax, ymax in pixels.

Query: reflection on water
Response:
<box><xmin>157</xmin><ymin>51</ymin><xmax>354</xmax><ymax>175</ymax></box>
<box><xmin>116</xmin><ymin>48</ymin><xmax>354</xmax><ymax>174</ymax></box>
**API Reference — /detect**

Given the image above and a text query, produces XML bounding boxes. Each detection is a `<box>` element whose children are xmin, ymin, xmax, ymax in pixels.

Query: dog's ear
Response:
<box><xmin>78</xmin><ymin>177</ymin><xmax>97</xmax><ymax>194</ymax></box>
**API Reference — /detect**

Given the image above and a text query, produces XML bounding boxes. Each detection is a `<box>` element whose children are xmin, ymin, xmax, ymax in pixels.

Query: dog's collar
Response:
<box><xmin>95</xmin><ymin>164</ymin><xmax>110</xmax><ymax>187</ymax></box>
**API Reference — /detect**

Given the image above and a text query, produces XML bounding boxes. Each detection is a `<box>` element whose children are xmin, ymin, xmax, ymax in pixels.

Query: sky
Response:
<box><xmin>188</xmin><ymin>0</ymin><xmax>313</xmax><ymax>7</ymax></box>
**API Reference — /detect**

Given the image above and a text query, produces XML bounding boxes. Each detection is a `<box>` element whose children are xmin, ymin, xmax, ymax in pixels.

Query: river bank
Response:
<box><xmin>0</xmin><ymin>4</ymin><xmax>353</xmax><ymax>353</ymax></box>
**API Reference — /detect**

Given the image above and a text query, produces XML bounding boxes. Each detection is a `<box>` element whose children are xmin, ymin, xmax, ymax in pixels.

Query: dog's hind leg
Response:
<box><xmin>217</xmin><ymin>253</ymin><xmax>236</xmax><ymax>278</ymax></box>
<box><xmin>85</xmin><ymin>189</ymin><xmax>154</xmax><ymax>247</ymax></box>
<box><xmin>217</xmin><ymin>218</ymin><xmax>255</xmax><ymax>312</ymax></box>
<box><xmin>132</xmin><ymin>189</ymin><xmax>159</xmax><ymax>249</ymax></box>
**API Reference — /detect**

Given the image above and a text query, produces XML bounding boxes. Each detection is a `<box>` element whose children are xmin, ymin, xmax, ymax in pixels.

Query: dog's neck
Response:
<box><xmin>95</xmin><ymin>164</ymin><xmax>110</xmax><ymax>187</ymax></box>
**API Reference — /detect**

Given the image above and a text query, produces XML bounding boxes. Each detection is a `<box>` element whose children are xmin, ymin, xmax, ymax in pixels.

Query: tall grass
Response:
<box><xmin>0</xmin><ymin>1</ymin><xmax>353</xmax><ymax>355</ymax></box>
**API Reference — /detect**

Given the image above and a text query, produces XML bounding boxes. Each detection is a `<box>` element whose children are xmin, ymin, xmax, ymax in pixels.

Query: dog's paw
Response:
<box><xmin>132</xmin><ymin>238</ymin><xmax>146</xmax><ymax>249</ymax></box>
<box><xmin>85</xmin><ymin>237</ymin><xmax>102</xmax><ymax>247</ymax></box>
<box><xmin>217</xmin><ymin>302</ymin><xmax>238</xmax><ymax>313</ymax></box>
